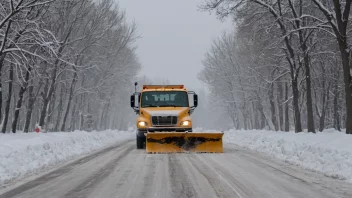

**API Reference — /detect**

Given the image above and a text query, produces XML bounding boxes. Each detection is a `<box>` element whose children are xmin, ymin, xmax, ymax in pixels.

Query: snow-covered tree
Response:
<box><xmin>199</xmin><ymin>0</ymin><xmax>347</xmax><ymax>133</ymax></box>
<box><xmin>0</xmin><ymin>0</ymin><xmax>141</xmax><ymax>133</ymax></box>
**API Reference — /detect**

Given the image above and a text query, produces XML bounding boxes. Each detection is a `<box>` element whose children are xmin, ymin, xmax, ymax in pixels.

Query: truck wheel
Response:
<box><xmin>136</xmin><ymin>135</ymin><xmax>144</xmax><ymax>149</ymax></box>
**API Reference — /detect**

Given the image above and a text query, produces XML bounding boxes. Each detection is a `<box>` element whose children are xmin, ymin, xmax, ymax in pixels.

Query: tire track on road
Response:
<box><xmin>224</xmin><ymin>145</ymin><xmax>352</xmax><ymax>198</ymax></box>
<box><xmin>188</xmin><ymin>154</ymin><xmax>243</xmax><ymax>198</ymax></box>
<box><xmin>64</xmin><ymin>143</ymin><xmax>135</xmax><ymax>198</ymax></box>
<box><xmin>204</xmin><ymin>150</ymin><xmax>339</xmax><ymax>198</ymax></box>
<box><xmin>168</xmin><ymin>154</ymin><xmax>197</xmax><ymax>198</ymax></box>
<box><xmin>84</xmin><ymin>148</ymin><xmax>147</xmax><ymax>198</ymax></box>
<box><xmin>127</xmin><ymin>154</ymin><xmax>158</xmax><ymax>198</ymax></box>
<box><xmin>0</xmin><ymin>140</ymin><xmax>132</xmax><ymax>198</ymax></box>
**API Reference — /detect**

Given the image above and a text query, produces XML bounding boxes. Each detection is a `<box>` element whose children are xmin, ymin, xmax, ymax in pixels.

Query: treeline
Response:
<box><xmin>199</xmin><ymin>0</ymin><xmax>352</xmax><ymax>134</ymax></box>
<box><xmin>0</xmin><ymin>0</ymin><xmax>141</xmax><ymax>133</ymax></box>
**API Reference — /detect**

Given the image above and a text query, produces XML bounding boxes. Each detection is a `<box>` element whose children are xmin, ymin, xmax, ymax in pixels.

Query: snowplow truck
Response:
<box><xmin>130</xmin><ymin>83</ymin><xmax>224</xmax><ymax>153</ymax></box>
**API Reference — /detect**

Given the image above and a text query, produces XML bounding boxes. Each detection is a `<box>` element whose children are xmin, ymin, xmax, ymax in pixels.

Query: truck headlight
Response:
<box><xmin>181</xmin><ymin>121</ymin><xmax>190</xmax><ymax>126</ymax></box>
<box><xmin>138</xmin><ymin>121</ymin><xmax>147</xmax><ymax>127</ymax></box>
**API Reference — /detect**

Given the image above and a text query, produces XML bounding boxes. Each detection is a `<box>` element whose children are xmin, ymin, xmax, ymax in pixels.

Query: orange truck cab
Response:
<box><xmin>130</xmin><ymin>83</ymin><xmax>198</xmax><ymax>149</ymax></box>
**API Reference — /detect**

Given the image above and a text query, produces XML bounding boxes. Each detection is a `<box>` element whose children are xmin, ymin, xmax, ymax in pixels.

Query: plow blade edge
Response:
<box><xmin>145</xmin><ymin>132</ymin><xmax>224</xmax><ymax>153</ymax></box>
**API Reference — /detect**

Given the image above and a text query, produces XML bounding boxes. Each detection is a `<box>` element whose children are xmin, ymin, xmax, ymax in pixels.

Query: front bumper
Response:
<box><xmin>137</xmin><ymin>127</ymin><xmax>192</xmax><ymax>137</ymax></box>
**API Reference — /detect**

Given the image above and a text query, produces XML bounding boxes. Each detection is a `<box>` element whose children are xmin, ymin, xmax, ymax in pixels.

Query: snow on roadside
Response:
<box><xmin>0</xmin><ymin>130</ymin><xmax>134</xmax><ymax>187</ymax></box>
<box><xmin>223</xmin><ymin>129</ymin><xmax>352</xmax><ymax>183</ymax></box>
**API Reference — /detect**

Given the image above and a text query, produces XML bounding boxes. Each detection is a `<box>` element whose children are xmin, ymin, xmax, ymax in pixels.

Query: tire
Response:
<box><xmin>136</xmin><ymin>135</ymin><xmax>144</xmax><ymax>149</ymax></box>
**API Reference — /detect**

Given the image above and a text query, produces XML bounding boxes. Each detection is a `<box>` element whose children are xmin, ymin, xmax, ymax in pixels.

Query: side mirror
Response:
<box><xmin>130</xmin><ymin>95</ymin><xmax>135</xmax><ymax>108</ymax></box>
<box><xmin>193</xmin><ymin>94</ymin><xmax>198</xmax><ymax>107</ymax></box>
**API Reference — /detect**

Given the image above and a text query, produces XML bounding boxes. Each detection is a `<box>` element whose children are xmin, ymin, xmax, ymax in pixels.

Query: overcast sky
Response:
<box><xmin>116</xmin><ymin>0</ymin><xmax>233</xmax><ymax>91</ymax></box>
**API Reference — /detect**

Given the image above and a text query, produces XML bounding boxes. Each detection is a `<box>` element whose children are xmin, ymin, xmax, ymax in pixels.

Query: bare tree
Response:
<box><xmin>311</xmin><ymin>0</ymin><xmax>352</xmax><ymax>134</ymax></box>
<box><xmin>0</xmin><ymin>0</ymin><xmax>141</xmax><ymax>133</ymax></box>
<box><xmin>199</xmin><ymin>0</ymin><xmax>348</xmax><ymax>133</ymax></box>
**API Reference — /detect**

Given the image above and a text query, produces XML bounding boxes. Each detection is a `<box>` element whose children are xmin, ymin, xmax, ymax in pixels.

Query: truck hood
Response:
<box><xmin>142</xmin><ymin>107</ymin><xmax>188</xmax><ymax>116</ymax></box>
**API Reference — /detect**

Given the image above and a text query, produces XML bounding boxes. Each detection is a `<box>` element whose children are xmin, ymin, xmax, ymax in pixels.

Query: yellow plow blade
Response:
<box><xmin>145</xmin><ymin>132</ymin><xmax>224</xmax><ymax>153</ymax></box>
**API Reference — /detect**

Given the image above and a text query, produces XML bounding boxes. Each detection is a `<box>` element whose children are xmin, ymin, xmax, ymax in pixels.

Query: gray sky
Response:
<box><xmin>117</xmin><ymin>0</ymin><xmax>233</xmax><ymax>91</ymax></box>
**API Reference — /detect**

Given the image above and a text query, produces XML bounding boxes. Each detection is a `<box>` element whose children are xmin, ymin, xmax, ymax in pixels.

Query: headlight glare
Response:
<box><xmin>181</xmin><ymin>121</ymin><xmax>190</xmax><ymax>126</ymax></box>
<box><xmin>138</xmin><ymin>121</ymin><xmax>147</xmax><ymax>127</ymax></box>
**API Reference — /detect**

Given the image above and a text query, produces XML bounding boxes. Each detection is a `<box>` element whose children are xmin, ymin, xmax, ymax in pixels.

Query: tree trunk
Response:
<box><xmin>61</xmin><ymin>72</ymin><xmax>78</xmax><ymax>131</ymax></box>
<box><xmin>333</xmin><ymin>70</ymin><xmax>341</xmax><ymax>131</ymax></box>
<box><xmin>55</xmin><ymin>82</ymin><xmax>65</xmax><ymax>131</ymax></box>
<box><xmin>291</xmin><ymin>78</ymin><xmax>302</xmax><ymax>132</ymax></box>
<box><xmin>80</xmin><ymin>110</ymin><xmax>84</xmax><ymax>131</ymax></box>
<box><xmin>303</xmin><ymin>55</ymin><xmax>315</xmax><ymax>133</ymax></box>
<box><xmin>0</xmin><ymin>21</ymin><xmax>12</xmax><ymax>122</ymax></box>
<box><xmin>275</xmin><ymin>0</ymin><xmax>302</xmax><ymax>133</ymax></box>
<box><xmin>319</xmin><ymin>85</ymin><xmax>330</xmax><ymax>132</ymax></box>
<box><xmin>333</xmin><ymin>0</ymin><xmax>352</xmax><ymax>134</ymax></box>
<box><xmin>1</xmin><ymin>65</ymin><xmax>13</xmax><ymax>133</ymax></box>
<box><xmin>290</xmin><ymin>0</ymin><xmax>315</xmax><ymax>133</ymax></box>
<box><xmin>0</xmin><ymin>55</ymin><xmax>5</xmax><ymax>122</ymax></box>
<box><xmin>46</xmin><ymin>84</ymin><xmax>58</xmax><ymax>132</ymax></box>
<box><xmin>24</xmin><ymin>84</ymin><xmax>35</xmax><ymax>133</ymax></box>
<box><xmin>11</xmin><ymin>67</ymin><xmax>31</xmax><ymax>133</ymax></box>
<box><xmin>266</xmin><ymin>0</ymin><xmax>302</xmax><ymax>132</ymax></box>
<box><xmin>39</xmin><ymin>43</ymin><xmax>67</xmax><ymax>130</ymax></box>
<box><xmin>243</xmin><ymin>113</ymin><xmax>248</xmax><ymax>130</ymax></box>
<box><xmin>228</xmin><ymin>109</ymin><xmax>238</xmax><ymax>129</ymax></box>
<box><xmin>38</xmin><ymin>77</ymin><xmax>49</xmax><ymax>130</ymax></box>
<box><xmin>99</xmin><ymin>105</ymin><xmax>107</xmax><ymax>130</ymax></box>
<box><xmin>277</xmin><ymin>81</ymin><xmax>284</xmax><ymax>131</ymax></box>
<box><xmin>296</xmin><ymin>32</ymin><xmax>315</xmax><ymax>133</ymax></box>
<box><xmin>312</xmin><ymin>0</ymin><xmax>352</xmax><ymax>134</ymax></box>
<box><xmin>338</xmin><ymin>43</ymin><xmax>352</xmax><ymax>134</ymax></box>
<box><xmin>39</xmin><ymin>65</ymin><xmax>58</xmax><ymax>130</ymax></box>
<box><xmin>99</xmin><ymin>102</ymin><xmax>107</xmax><ymax>130</ymax></box>
<box><xmin>269</xmin><ymin>83</ymin><xmax>277</xmax><ymax>131</ymax></box>
<box><xmin>284</xmin><ymin>82</ymin><xmax>290</xmax><ymax>132</ymax></box>
<box><xmin>333</xmin><ymin>87</ymin><xmax>341</xmax><ymax>131</ymax></box>
<box><xmin>253</xmin><ymin>101</ymin><xmax>259</xmax><ymax>129</ymax></box>
<box><xmin>256</xmin><ymin>94</ymin><xmax>266</xmax><ymax>129</ymax></box>
<box><xmin>69</xmin><ymin>96</ymin><xmax>78</xmax><ymax>131</ymax></box>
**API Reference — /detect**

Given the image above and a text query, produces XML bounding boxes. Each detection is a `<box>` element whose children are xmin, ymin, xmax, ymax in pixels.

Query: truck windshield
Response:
<box><xmin>141</xmin><ymin>91</ymin><xmax>189</xmax><ymax>108</ymax></box>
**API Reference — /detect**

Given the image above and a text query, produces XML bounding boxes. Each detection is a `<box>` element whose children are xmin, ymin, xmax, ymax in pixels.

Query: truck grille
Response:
<box><xmin>151</xmin><ymin>116</ymin><xmax>177</xmax><ymax>126</ymax></box>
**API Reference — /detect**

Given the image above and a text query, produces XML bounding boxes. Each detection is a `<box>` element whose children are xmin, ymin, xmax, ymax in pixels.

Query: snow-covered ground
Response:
<box><xmin>1</xmin><ymin>127</ymin><xmax>351</xmax><ymax>188</ymax></box>
<box><xmin>223</xmin><ymin>128</ymin><xmax>352</xmax><ymax>183</ymax></box>
<box><xmin>0</xmin><ymin>130</ymin><xmax>134</xmax><ymax>187</ymax></box>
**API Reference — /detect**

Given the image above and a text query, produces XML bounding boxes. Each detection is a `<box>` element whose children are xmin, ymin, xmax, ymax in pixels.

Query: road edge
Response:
<box><xmin>0</xmin><ymin>138</ymin><xmax>133</xmax><ymax>195</ymax></box>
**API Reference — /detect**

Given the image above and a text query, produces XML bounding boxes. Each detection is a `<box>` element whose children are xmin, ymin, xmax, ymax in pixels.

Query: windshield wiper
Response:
<box><xmin>158</xmin><ymin>104</ymin><xmax>182</xmax><ymax>107</ymax></box>
<box><xmin>143</xmin><ymin>105</ymin><xmax>158</xmax><ymax>107</ymax></box>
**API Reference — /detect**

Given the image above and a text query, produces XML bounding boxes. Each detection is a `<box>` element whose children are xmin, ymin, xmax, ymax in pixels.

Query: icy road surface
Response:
<box><xmin>0</xmin><ymin>140</ymin><xmax>351</xmax><ymax>198</ymax></box>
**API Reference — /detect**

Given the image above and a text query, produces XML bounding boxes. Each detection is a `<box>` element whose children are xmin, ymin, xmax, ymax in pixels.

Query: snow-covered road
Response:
<box><xmin>1</xmin><ymin>140</ymin><xmax>351</xmax><ymax>198</ymax></box>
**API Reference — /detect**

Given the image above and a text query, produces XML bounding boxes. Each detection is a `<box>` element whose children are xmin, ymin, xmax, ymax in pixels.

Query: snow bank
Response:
<box><xmin>0</xmin><ymin>130</ymin><xmax>134</xmax><ymax>187</ymax></box>
<box><xmin>224</xmin><ymin>129</ymin><xmax>352</xmax><ymax>183</ymax></box>
<box><xmin>192</xmin><ymin>127</ymin><xmax>221</xmax><ymax>133</ymax></box>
